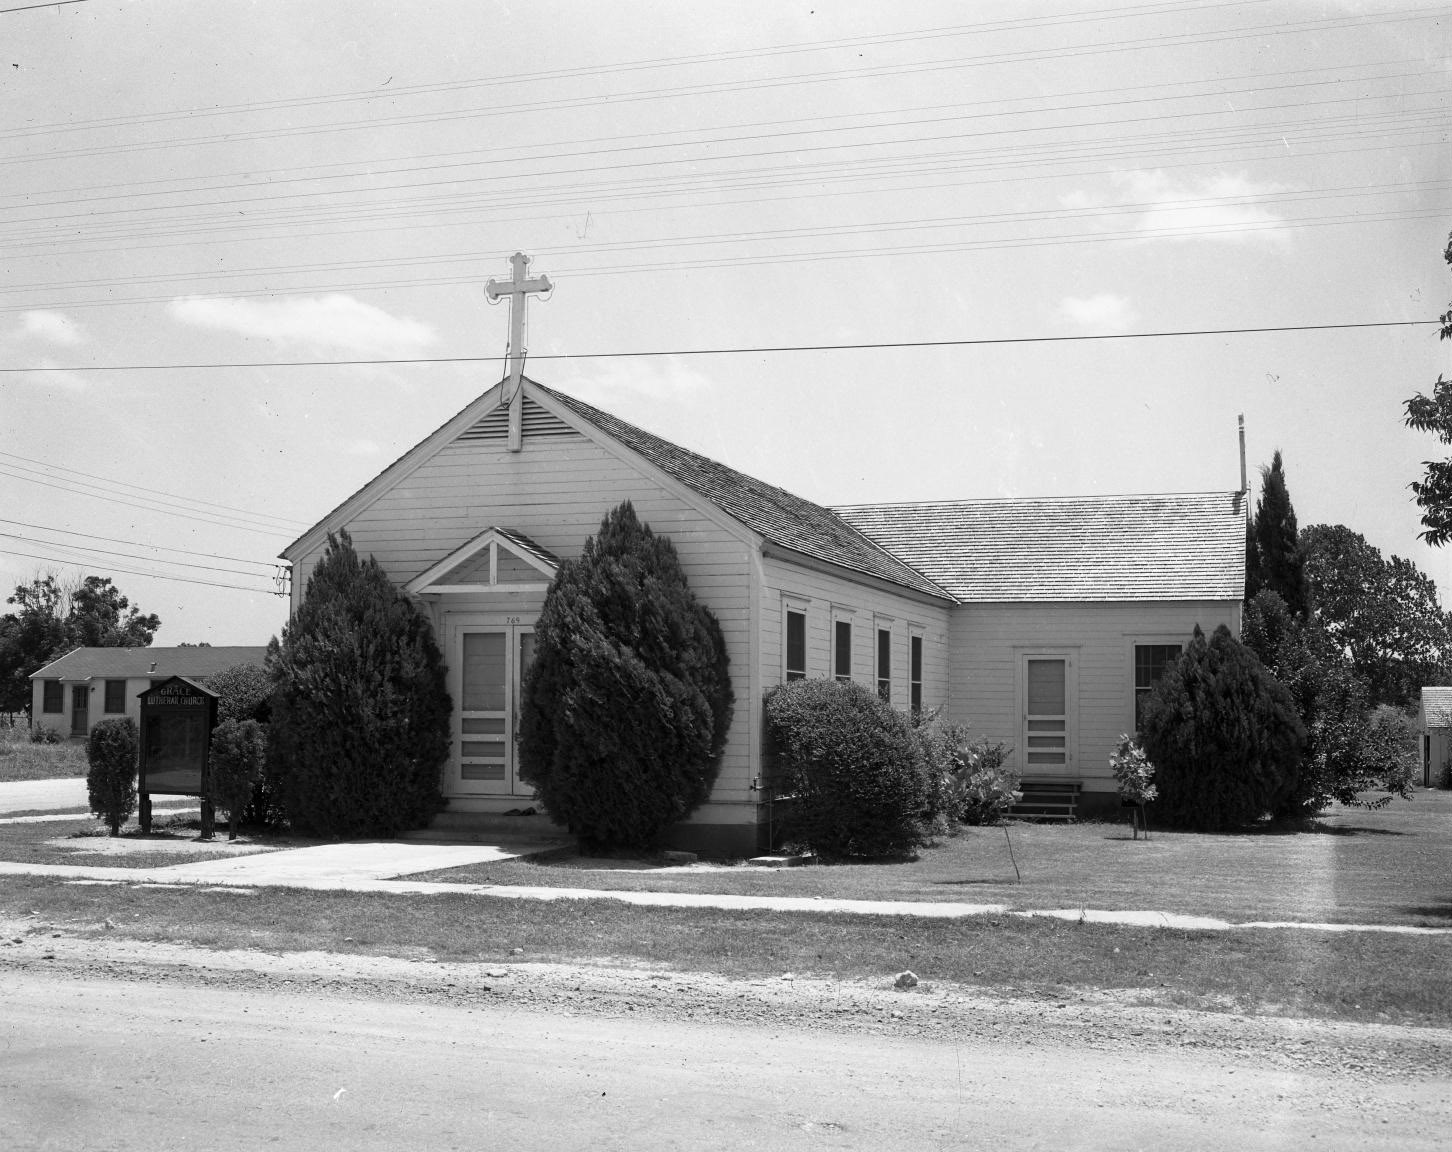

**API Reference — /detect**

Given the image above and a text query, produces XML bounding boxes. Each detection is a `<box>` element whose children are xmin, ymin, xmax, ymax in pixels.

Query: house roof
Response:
<box><xmin>834</xmin><ymin>492</ymin><xmax>1247</xmax><ymax>602</ymax></box>
<box><xmin>30</xmin><ymin>646</ymin><xmax>269</xmax><ymax>681</ymax></box>
<box><xmin>1422</xmin><ymin>686</ymin><xmax>1452</xmax><ymax>729</ymax></box>
<box><xmin>534</xmin><ymin>383</ymin><xmax>955</xmax><ymax>601</ymax></box>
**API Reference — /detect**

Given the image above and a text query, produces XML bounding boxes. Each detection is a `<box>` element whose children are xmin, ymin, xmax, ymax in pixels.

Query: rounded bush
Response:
<box><xmin>1140</xmin><ymin>624</ymin><xmax>1304</xmax><ymax>830</ymax></box>
<box><xmin>519</xmin><ymin>501</ymin><xmax>733</xmax><ymax>851</ymax></box>
<box><xmin>765</xmin><ymin>678</ymin><xmax>927</xmax><ymax>858</ymax></box>
<box><xmin>208</xmin><ymin>718</ymin><xmax>267</xmax><ymax>840</ymax></box>
<box><xmin>86</xmin><ymin>716</ymin><xmax>138</xmax><ymax>836</ymax></box>
<box><xmin>206</xmin><ymin>663</ymin><xmax>273</xmax><ymax>725</ymax></box>
<box><xmin>267</xmin><ymin>530</ymin><xmax>450</xmax><ymax>837</ymax></box>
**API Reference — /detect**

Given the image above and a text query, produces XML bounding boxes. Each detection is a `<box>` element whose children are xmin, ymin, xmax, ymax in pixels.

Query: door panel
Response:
<box><xmin>450</xmin><ymin>624</ymin><xmax>535</xmax><ymax>797</ymax></box>
<box><xmin>70</xmin><ymin>685</ymin><xmax>88</xmax><ymax>736</ymax></box>
<box><xmin>1023</xmin><ymin>657</ymin><xmax>1071</xmax><ymax>772</ymax></box>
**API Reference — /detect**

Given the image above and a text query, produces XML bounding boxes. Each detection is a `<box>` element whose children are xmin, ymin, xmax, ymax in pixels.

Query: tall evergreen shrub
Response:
<box><xmin>86</xmin><ymin>716</ymin><xmax>138</xmax><ymax>836</ymax></box>
<box><xmin>208</xmin><ymin>718</ymin><xmax>267</xmax><ymax>840</ymax></box>
<box><xmin>267</xmin><ymin>530</ymin><xmax>450</xmax><ymax>837</ymax></box>
<box><xmin>1140</xmin><ymin>624</ymin><xmax>1304</xmax><ymax>830</ymax></box>
<box><xmin>1245</xmin><ymin>451</ymin><xmax>1308</xmax><ymax>616</ymax></box>
<box><xmin>518</xmin><ymin>501</ymin><xmax>733</xmax><ymax>850</ymax></box>
<box><xmin>765</xmin><ymin>678</ymin><xmax>927</xmax><ymax>858</ymax></box>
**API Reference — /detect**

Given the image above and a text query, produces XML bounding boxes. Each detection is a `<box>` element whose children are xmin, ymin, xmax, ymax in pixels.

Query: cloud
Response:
<box><xmin>1111</xmin><ymin>169</ymin><xmax>1292</xmax><ymax>247</ymax></box>
<box><xmin>168</xmin><ymin>294</ymin><xmax>437</xmax><ymax>356</ymax></box>
<box><xmin>550</xmin><ymin>357</ymin><xmax>713</xmax><ymax>407</ymax></box>
<box><xmin>16</xmin><ymin>311</ymin><xmax>84</xmax><ymax>345</ymax></box>
<box><xmin>1058</xmin><ymin>294</ymin><xmax>1138</xmax><ymax>334</ymax></box>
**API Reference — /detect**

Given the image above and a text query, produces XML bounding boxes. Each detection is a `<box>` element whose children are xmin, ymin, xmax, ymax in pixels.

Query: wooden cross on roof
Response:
<box><xmin>485</xmin><ymin>251</ymin><xmax>553</xmax><ymax>452</ymax></box>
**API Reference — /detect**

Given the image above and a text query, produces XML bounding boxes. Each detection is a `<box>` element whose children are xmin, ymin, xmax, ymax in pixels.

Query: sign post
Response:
<box><xmin>137</xmin><ymin>676</ymin><xmax>220</xmax><ymax>838</ymax></box>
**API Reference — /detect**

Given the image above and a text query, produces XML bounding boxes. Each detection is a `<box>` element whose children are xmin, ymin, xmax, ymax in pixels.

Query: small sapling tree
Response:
<box><xmin>86</xmin><ymin>716</ymin><xmax>138</xmax><ymax>836</ymax></box>
<box><xmin>519</xmin><ymin>501</ymin><xmax>733</xmax><ymax>851</ymax></box>
<box><xmin>208</xmin><ymin>718</ymin><xmax>267</xmax><ymax>840</ymax></box>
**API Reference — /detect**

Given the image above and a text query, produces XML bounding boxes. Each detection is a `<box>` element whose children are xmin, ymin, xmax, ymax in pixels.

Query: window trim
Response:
<box><xmin>104</xmin><ymin>679</ymin><xmax>128</xmax><ymax>714</ymax></box>
<box><xmin>1131</xmin><ymin>639</ymin><xmax>1184</xmax><ymax>732</ymax></box>
<box><xmin>783</xmin><ymin>598</ymin><xmax>808</xmax><ymax>682</ymax></box>
<box><xmin>876</xmin><ymin>621</ymin><xmax>893</xmax><ymax>703</ymax></box>
<box><xmin>909</xmin><ymin>629</ymin><xmax>924</xmax><ymax>715</ymax></box>
<box><xmin>41</xmin><ymin>680</ymin><xmax>63</xmax><ymax>714</ymax></box>
<box><xmin>831</xmin><ymin>606</ymin><xmax>855</xmax><ymax>683</ymax></box>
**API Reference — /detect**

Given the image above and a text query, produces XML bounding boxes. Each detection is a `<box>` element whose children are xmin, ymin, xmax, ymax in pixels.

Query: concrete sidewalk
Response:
<box><xmin>0</xmin><ymin>851</ymin><xmax>1448</xmax><ymax>935</ymax></box>
<box><xmin>0</xmin><ymin>777</ymin><xmax>88</xmax><ymax>815</ymax></box>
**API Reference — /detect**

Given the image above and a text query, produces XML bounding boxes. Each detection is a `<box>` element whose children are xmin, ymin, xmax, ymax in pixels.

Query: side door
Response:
<box><xmin>1022</xmin><ymin>654</ymin><xmax>1075</xmax><ymax>775</ymax></box>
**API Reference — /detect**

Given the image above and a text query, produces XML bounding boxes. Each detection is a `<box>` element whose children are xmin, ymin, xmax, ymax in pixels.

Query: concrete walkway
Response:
<box><xmin>0</xmin><ymin>851</ymin><xmax>1448</xmax><ymax>935</ymax></box>
<box><xmin>0</xmin><ymin>777</ymin><xmax>88</xmax><ymax>815</ymax></box>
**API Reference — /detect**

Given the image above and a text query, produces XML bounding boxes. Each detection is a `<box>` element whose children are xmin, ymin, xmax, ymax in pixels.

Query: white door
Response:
<box><xmin>1023</xmin><ymin>656</ymin><xmax>1073</xmax><ymax>774</ymax></box>
<box><xmin>451</xmin><ymin>625</ymin><xmax>536</xmax><ymax>796</ymax></box>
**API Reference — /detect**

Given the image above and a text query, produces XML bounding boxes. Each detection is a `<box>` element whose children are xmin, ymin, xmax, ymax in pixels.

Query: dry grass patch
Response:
<box><xmin>0</xmin><ymin>812</ymin><xmax>278</xmax><ymax>869</ymax></box>
<box><xmin>2</xmin><ymin>876</ymin><xmax>1448</xmax><ymax>1027</ymax></box>
<box><xmin>411</xmin><ymin>791</ymin><xmax>1452</xmax><ymax>928</ymax></box>
<box><xmin>0</xmin><ymin>728</ymin><xmax>86</xmax><ymax>782</ymax></box>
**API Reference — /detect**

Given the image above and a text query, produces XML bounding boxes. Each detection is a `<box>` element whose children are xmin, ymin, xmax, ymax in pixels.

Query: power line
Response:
<box><xmin>0</xmin><ymin>517</ymin><xmax>279</xmax><ymax>569</ymax></box>
<box><xmin>0</xmin><ymin>319</ymin><xmax>1437</xmax><ymax>376</ymax></box>
<box><xmin>0</xmin><ymin>546</ymin><xmax>282</xmax><ymax>596</ymax></box>
<box><xmin>0</xmin><ymin>450</ymin><xmax>308</xmax><ymax>530</ymax></box>
<box><xmin>0</xmin><ymin>530</ymin><xmax>279</xmax><ymax>581</ymax></box>
<box><xmin>0</xmin><ymin>0</ymin><xmax>88</xmax><ymax>12</ymax></box>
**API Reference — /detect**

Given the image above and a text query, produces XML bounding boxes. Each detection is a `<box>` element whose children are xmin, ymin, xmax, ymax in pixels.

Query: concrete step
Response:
<box><xmin>399</xmin><ymin>807</ymin><xmax>571</xmax><ymax>848</ymax></box>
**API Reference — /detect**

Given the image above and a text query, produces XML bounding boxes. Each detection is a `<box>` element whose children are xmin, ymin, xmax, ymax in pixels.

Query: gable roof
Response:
<box><xmin>31</xmin><ymin>646</ymin><xmax>269</xmax><ymax>681</ymax></box>
<box><xmin>1422</xmin><ymin>686</ymin><xmax>1452</xmax><ymax>729</ymax></box>
<box><xmin>533</xmin><ymin>383</ymin><xmax>954</xmax><ymax>600</ymax></box>
<box><xmin>834</xmin><ymin>492</ymin><xmax>1246</xmax><ymax>602</ymax></box>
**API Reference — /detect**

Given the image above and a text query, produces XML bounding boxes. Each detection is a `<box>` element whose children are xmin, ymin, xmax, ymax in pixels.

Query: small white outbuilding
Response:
<box><xmin>1419</xmin><ymin>686</ymin><xmax>1452</xmax><ymax>788</ymax></box>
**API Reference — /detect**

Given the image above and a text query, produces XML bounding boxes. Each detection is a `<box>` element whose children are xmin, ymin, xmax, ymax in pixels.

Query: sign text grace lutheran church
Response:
<box><xmin>280</xmin><ymin>254</ymin><xmax>1244</xmax><ymax>855</ymax></box>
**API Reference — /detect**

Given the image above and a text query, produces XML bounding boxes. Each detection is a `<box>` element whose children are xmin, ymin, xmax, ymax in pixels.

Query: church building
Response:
<box><xmin>279</xmin><ymin>257</ymin><xmax>1244</xmax><ymax>855</ymax></box>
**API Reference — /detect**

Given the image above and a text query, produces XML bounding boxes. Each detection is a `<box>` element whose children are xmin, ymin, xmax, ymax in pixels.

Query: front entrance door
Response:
<box><xmin>450</xmin><ymin>624</ymin><xmax>536</xmax><ymax>796</ymax></box>
<box><xmin>1023</xmin><ymin>655</ymin><xmax>1074</xmax><ymax>774</ymax></box>
<box><xmin>70</xmin><ymin>685</ymin><xmax>88</xmax><ymax>737</ymax></box>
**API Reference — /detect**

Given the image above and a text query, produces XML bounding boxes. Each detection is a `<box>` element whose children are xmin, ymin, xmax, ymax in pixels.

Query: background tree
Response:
<box><xmin>204</xmin><ymin>663</ymin><xmax>273</xmax><ymax>725</ymax></box>
<box><xmin>1403</xmin><ymin>231</ymin><xmax>1452</xmax><ymax>544</ymax></box>
<box><xmin>519</xmin><ymin>501</ymin><xmax>733</xmax><ymax>851</ymax></box>
<box><xmin>1244</xmin><ymin>451</ymin><xmax>1307</xmax><ymax>616</ymax></box>
<box><xmin>1300</xmin><ymin>524</ymin><xmax>1452</xmax><ymax>707</ymax></box>
<box><xmin>266</xmin><ymin>530</ymin><xmax>450</xmax><ymax>837</ymax></box>
<box><xmin>0</xmin><ymin>572</ymin><xmax>160</xmax><ymax>713</ymax></box>
<box><xmin>1139</xmin><ymin>624</ymin><xmax>1304</xmax><ymax>830</ymax></box>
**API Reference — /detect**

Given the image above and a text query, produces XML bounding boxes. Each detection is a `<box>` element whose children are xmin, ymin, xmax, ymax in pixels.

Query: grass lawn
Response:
<box><xmin>0</xmin><ymin>812</ymin><xmax>281</xmax><ymax>870</ymax></box>
<box><xmin>3</xmin><ymin>876</ymin><xmax>1448</xmax><ymax>1027</ymax></box>
<box><xmin>410</xmin><ymin>790</ymin><xmax>1452</xmax><ymax>928</ymax></box>
<box><xmin>0</xmin><ymin>728</ymin><xmax>86</xmax><ymax>782</ymax></box>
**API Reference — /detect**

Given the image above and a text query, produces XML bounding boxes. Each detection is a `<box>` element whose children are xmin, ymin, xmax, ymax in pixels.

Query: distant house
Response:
<box><xmin>29</xmin><ymin>646</ymin><xmax>268</xmax><ymax>741</ymax></box>
<box><xmin>280</xmin><ymin>375</ymin><xmax>1245</xmax><ymax>854</ymax></box>
<box><xmin>1419</xmin><ymin>687</ymin><xmax>1452</xmax><ymax>788</ymax></box>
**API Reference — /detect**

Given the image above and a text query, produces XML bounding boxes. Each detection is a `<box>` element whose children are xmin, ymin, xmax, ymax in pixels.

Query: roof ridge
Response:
<box><xmin>834</xmin><ymin>490</ymin><xmax>1243</xmax><ymax>510</ymax></box>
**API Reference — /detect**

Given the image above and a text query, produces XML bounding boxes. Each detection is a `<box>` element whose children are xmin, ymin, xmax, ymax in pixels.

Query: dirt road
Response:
<box><xmin>1</xmin><ymin>919</ymin><xmax>1448</xmax><ymax>1150</ymax></box>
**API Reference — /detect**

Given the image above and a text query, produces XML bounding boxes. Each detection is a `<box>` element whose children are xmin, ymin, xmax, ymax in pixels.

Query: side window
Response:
<box><xmin>833</xmin><ymin>619</ymin><xmax>852</xmax><ymax>683</ymax></box>
<box><xmin>42</xmin><ymin>680</ymin><xmax>64</xmax><ymax>713</ymax></box>
<box><xmin>1134</xmin><ymin>644</ymin><xmax>1182</xmax><ymax>730</ymax></box>
<box><xmin>877</xmin><ymin>627</ymin><xmax>892</xmax><ymax>702</ymax></box>
<box><xmin>104</xmin><ymin>680</ymin><xmax>127</xmax><ymax>713</ymax></box>
<box><xmin>785</xmin><ymin>609</ymin><xmax>806</xmax><ymax>682</ymax></box>
<box><xmin>910</xmin><ymin>634</ymin><xmax>923</xmax><ymax>714</ymax></box>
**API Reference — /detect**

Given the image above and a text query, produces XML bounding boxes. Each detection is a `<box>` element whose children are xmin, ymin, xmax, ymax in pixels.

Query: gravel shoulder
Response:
<box><xmin>3</xmin><ymin>912</ymin><xmax>1447</xmax><ymax>1092</ymax></box>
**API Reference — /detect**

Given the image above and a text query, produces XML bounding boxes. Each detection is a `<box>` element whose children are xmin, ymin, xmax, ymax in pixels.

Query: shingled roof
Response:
<box><xmin>834</xmin><ymin>492</ymin><xmax>1246</xmax><ymax>602</ymax></box>
<box><xmin>1422</xmin><ymin>687</ymin><xmax>1452</xmax><ymax>729</ymax></box>
<box><xmin>536</xmin><ymin>383</ymin><xmax>953</xmax><ymax>601</ymax></box>
<box><xmin>31</xmin><ymin>646</ymin><xmax>269</xmax><ymax>681</ymax></box>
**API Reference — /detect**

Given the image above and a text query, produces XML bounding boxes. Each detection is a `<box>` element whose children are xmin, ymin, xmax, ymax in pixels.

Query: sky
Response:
<box><xmin>0</xmin><ymin>0</ymin><xmax>1448</xmax><ymax>646</ymax></box>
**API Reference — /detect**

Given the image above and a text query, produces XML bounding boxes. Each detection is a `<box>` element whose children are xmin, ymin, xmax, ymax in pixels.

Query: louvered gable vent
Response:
<box><xmin>456</xmin><ymin>397</ymin><xmax>579</xmax><ymax>443</ymax></box>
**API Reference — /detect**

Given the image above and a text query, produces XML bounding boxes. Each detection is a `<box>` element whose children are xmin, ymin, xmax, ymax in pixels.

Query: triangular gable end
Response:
<box><xmin>405</xmin><ymin>527</ymin><xmax>559</xmax><ymax>595</ymax></box>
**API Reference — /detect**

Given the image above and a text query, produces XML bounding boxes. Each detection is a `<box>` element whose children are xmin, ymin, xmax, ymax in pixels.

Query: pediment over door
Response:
<box><xmin>405</xmin><ymin>527</ymin><xmax>559</xmax><ymax>595</ymax></box>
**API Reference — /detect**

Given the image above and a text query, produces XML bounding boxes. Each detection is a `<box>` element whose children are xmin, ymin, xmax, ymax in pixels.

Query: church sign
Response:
<box><xmin>137</xmin><ymin>675</ymin><xmax>218</xmax><ymax>836</ymax></box>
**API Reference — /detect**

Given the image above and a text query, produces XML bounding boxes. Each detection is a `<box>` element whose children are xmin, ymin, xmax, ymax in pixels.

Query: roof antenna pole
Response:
<box><xmin>485</xmin><ymin>252</ymin><xmax>554</xmax><ymax>453</ymax></box>
<box><xmin>1238</xmin><ymin>414</ymin><xmax>1248</xmax><ymax>512</ymax></box>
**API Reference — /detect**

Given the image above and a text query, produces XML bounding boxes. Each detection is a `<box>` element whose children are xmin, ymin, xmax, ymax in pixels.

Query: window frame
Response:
<box><xmin>909</xmin><ymin>630</ymin><xmax>924</xmax><ymax>714</ymax></box>
<box><xmin>831</xmin><ymin>606</ymin><xmax>855</xmax><ymax>683</ymax></box>
<box><xmin>876</xmin><ymin>621</ymin><xmax>893</xmax><ymax>703</ymax></box>
<box><xmin>1132</xmin><ymin>640</ymin><xmax>1183</xmax><ymax>732</ymax></box>
<box><xmin>104</xmin><ymin>679</ymin><xmax>128</xmax><ymax>714</ymax></box>
<box><xmin>41</xmin><ymin>680</ymin><xmax>63</xmax><ymax>714</ymax></box>
<box><xmin>783</xmin><ymin>600</ymin><xmax>808</xmax><ymax>682</ymax></box>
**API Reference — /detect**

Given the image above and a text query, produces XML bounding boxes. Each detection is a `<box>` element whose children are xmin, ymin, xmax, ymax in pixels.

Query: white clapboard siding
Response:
<box><xmin>289</xmin><ymin>431</ymin><xmax>758</xmax><ymax>801</ymax></box>
<box><xmin>758</xmin><ymin>555</ymin><xmax>953</xmax><ymax>715</ymax></box>
<box><xmin>949</xmin><ymin>600</ymin><xmax>1241</xmax><ymax>792</ymax></box>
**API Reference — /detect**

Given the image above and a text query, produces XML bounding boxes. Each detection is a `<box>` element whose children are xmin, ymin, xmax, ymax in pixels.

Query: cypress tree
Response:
<box><xmin>518</xmin><ymin>501</ymin><xmax>733</xmax><ymax>850</ymax></box>
<box><xmin>1248</xmin><ymin>451</ymin><xmax>1308</xmax><ymax>616</ymax></box>
<box><xmin>1140</xmin><ymin>624</ymin><xmax>1304</xmax><ymax>830</ymax></box>
<box><xmin>267</xmin><ymin>530</ymin><xmax>450</xmax><ymax>837</ymax></box>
